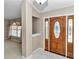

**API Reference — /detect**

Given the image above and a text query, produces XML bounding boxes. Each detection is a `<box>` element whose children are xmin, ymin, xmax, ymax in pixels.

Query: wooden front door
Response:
<box><xmin>50</xmin><ymin>16</ymin><xmax>66</xmax><ymax>55</ymax></box>
<box><xmin>67</xmin><ymin>15</ymin><xmax>74</xmax><ymax>58</ymax></box>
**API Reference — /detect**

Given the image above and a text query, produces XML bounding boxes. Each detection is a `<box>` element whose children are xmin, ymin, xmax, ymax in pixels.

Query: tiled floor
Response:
<box><xmin>27</xmin><ymin>48</ymin><xmax>69</xmax><ymax>59</ymax></box>
<box><xmin>5</xmin><ymin>39</ymin><xmax>69</xmax><ymax>59</ymax></box>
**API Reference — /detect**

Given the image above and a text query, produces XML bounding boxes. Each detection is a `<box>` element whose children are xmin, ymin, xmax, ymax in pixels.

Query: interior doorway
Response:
<box><xmin>4</xmin><ymin>18</ymin><xmax>22</xmax><ymax>59</ymax></box>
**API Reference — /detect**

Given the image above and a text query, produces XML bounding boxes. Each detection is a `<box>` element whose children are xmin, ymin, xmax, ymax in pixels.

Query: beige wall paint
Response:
<box><xmin>4</xmin><ymin>20</ymin><xmax>9</xmax><ymax>40</ymax></box>
<box><xmin>32</xmin><ymin>17</ymin><xmax>43</xmax><ymax>51</ymax></box>
<box><xmin>42</xmin><ymin>6</ymin><xmax>74</xmax><ymax>17</ymax></box>
<box><xmin>22</xmin><ymin>1</ymin><xmax>43</xmax><ymax>57</ymax></box>
<box><xmin>32</xmin><ymin>7</ymin><xmax>43</xmax><ymax>51</ymax></box>
<box><xmin>32</xmin><ymin>34</ymin><xmax>41</xmax><ymax>51</ymax></box>
<box><xmin>32</xmin><ymin>17</ymin><xmax>41</xmax><ymax>34</ymax></box>
<box><xmin>39</xmin><ymin>15</ymin><xmax>44</xmax><ymax>48</ymax></box>
<box><xmin>22</xmin><ymin>0</ymin><xmax>32</xmax><ymax>57</ymax></box>
<box><xmin>32</xmin><ymin>8</ymin><xmax>40</xmax><ymax>18</ymax></box>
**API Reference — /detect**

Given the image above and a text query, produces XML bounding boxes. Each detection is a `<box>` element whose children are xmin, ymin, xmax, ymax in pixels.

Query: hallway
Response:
<box><xmin>4</xmin><ymin>40</ymin><xmax>22</xmax><ymax>59</ymax></box>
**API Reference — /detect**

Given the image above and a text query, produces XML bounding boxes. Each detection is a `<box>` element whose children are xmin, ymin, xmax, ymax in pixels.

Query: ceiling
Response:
<box><xmin>4</xmin><ymin>0</ymin><xmax>22</xmax><ymax>19</ymax></box>
<box><xmin>39</xmin><ymin>0</ymin><xmax>74</xmax><ymax>13</ymax></box>
<box><xmin>4</xmin><ymin>0</ymin><xmax>74</xmax><ymax>19</ymax></box>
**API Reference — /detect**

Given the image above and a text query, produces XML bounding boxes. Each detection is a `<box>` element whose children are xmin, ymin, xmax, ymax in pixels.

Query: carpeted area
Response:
<box><xmin>4</xmin><ymin>39</ymin><xmax>22</xmax><ymax>59</ymax></box>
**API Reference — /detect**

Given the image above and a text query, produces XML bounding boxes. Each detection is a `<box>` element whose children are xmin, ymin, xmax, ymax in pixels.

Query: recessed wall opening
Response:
<box><xmin>32</xmin><ymin>16</ymin><xmax>40</xmax><ymax>34</ymax></box>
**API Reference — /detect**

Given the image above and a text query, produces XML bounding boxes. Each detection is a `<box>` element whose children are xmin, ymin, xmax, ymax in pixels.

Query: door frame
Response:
<box><xmin>43</xmin><ymin>13</ymin><xmax>74</xmax><ymax>57</ymax></box>
<box><xmin>67</xmin><ymin>15</ymin><xmax>74</xmax><ymax>58</ymax></box>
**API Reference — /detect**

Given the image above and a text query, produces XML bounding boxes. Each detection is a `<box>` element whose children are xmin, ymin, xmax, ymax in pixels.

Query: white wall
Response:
<box><xmin>32</xmin><ymin>34</ymin><xmax>41</xmax><ymax>51</ymax></box>
<box><xmin>32</xmin><ymin>8</ymin><xmax>43</xmax><ymax>50</ymax></box>
<box><xmin>22</xmin><ymin>0</ymin><xmax>44</xmax><ymax>57</ymax></box>
<box><xmin>42</xmin><ymin>6</ymin><xmax>74</xmax><ymax>17</ymax></box>
<box><xmin>22</xmin><ymin>0</ymin><xmax>32</xmax><ymax>57</ymax></box>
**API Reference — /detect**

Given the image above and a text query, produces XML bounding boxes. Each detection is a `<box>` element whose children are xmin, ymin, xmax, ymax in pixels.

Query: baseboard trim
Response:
<box><xmin>45</xmin><ymin>49</ymin><xmax>73</xmax><ymax>59</ymax></box>
<box><xmin>22</xmin><ymin>48</ymin><xmax>44</xmax><ymax>59</ymax></box>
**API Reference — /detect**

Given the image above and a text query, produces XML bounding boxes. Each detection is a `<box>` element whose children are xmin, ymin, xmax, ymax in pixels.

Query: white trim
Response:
<box><xmin>42</xmin><ymin>13</ymin><xmax>74</xmax><ymax>57</ymax></box>
<box><xmin>32</xmin><ymin>33</ymin><xmax>40</xmax><ymax>37</ymax></box>
<box><xmin>66</xmin><ymin>16</ymin><xmax>68</xmax><ymax>57</ymax></box>
<box><xmin>22</xmin><ymin>48</ymin><xmax>44</xmax><ymax>59</ymax></box>
<box><xmin>48</xmin><ymin>19</ymin><xmax>50</xmax><ymax>51</ymax></box>
<box><xmin>32</xmin><ymin>5</ymin><xmax>41</xmax><ymax>13</ymax></box>
<box><xmin>43</xmin><ymin>13</ymin><xmax>74</xmax><ymax>19</ymax></box>
<box><xmin>43</xmin><ymin>18</ymin><xmax>45</xmax><ymax>49</ymax></box>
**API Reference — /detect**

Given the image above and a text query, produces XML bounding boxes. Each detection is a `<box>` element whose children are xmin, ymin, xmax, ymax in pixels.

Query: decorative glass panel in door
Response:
<box><xmin>54</xmin><ymin>21</ymin><xmax>60</xmax><ymax>39</ymax></box>
<box><xmin>67</xmin><ymin>15</ymin><xmax>74</xmax><ymax>58</ymax></box>
<box><xmin>50</xmin><ymin>16</ymin><xmax>66</xmax><ymax>55</ymax></box>
<box><xmin>45</xmin><ymin>19</ymin><xmax>49</xmax><ymax>50</ymax></box>
<box><xmin>45</xmin><ymin>21</ymin><xmax>49</xmax><ymax>39</ymax></box>
<box><xmin>68</xmin><ymin>19</ymin><xmax>72</xmax><ymax>43</ymax></box>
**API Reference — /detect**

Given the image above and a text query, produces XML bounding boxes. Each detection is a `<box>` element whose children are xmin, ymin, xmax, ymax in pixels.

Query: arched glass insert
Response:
<box><xmin>68</xmin><ymin>19</ymin><xmax>72</xmax><ymax>43</ymax></box>
<box><xmin>54</xmin><ymin>21</ymin><xmax>60</xmax><ymax>38</ymax></box>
